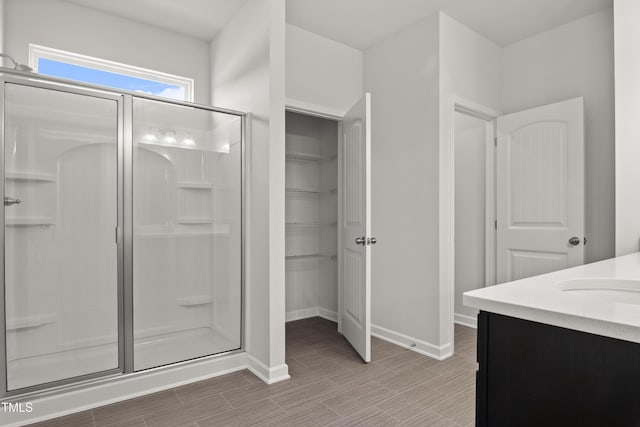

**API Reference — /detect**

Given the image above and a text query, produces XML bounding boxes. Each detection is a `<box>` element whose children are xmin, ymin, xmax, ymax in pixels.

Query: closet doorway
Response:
<box><xmin>285</xmin><ymin>93</ymin><xmax>374</xmax><ymax>363</ymax></box>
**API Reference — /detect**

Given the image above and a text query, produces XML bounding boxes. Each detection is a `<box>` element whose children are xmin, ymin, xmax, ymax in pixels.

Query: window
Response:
<box><xmin>29</xmin><ymin>44</ymin><xmax>194</xmax><ymax>102</ymax></box>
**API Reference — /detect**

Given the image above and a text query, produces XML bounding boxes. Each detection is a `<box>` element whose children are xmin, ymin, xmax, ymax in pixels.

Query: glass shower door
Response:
<box><xmin>2</xmin><ymin>82</ymin><xmax>121</xmax><ymax>392</ymax></box>
<box><xmin>132</xmin><ymin>97</ymin><xmax>242</xmax><ymax>371</ymax></box>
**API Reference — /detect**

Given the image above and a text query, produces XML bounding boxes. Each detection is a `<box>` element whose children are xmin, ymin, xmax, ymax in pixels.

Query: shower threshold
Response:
<box><xmin>7</xmin><ymin>327</ymin><xmax>238</xmax><ymax>391</ymax></box>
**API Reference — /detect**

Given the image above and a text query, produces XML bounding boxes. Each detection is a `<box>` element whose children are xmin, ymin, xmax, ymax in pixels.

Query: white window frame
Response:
<box><xmin>28</xmin><ymin>44</ymin><xmax>194</xmax><ymax>102</ymax></box>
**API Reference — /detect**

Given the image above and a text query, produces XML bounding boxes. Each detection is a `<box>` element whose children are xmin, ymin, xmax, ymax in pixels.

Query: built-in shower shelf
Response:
<box><xmin>177</xmin><ymin>182</ymin><xmax>213</xmax><ymax>190</ymax></box>
<box><xmin>6</xmin><ymin>314</ymin><xmax>57</xmax><ymax>331</ymax></box>
<box><xmin>6</xmin><ymin>217</ymin><xmax>55</xmax><ymax>226</ymax></box>
<box><xmin>177</xmin><ymin>295</ymin><xmax>213</xmax><ymax>306</ymax></box>
<box><xmin>176</xmin><ymin>217</ymin><xmax>214</xmax><ymax>224</ymax></box>
<box><xmin>5</xmin><ymin>171</ymin><xmax>56</xmax><ymax>182</ymax></box>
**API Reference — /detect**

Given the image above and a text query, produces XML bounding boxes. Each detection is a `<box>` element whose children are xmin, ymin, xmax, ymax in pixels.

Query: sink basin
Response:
<box><xmin>557</xmin><ymin>278</ymin><xmax>640</xmax><ymax>304</ymax></box>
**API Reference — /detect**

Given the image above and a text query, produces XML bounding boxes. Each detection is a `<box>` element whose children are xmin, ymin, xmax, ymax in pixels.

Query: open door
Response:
<box><xmin>496</xmin><ymin>97</ymin><xmax>585</xmax><ymax>283</ymax></box>
<box><xmin>339</xmin><ymin>93</ymin><xmax>372</xmax><ymax>362</ymax></box>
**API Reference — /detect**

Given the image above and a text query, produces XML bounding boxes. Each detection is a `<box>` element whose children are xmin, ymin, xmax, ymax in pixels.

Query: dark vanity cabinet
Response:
<box><xmin>475</xmin><ymin>312</ymin><xmax>640</xmax><ymax>427</ymax></box>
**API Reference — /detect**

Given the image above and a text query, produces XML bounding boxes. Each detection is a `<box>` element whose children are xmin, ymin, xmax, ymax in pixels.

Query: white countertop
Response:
<box><xmin>463</xmin><ymin>252</ymin><xmax>640</xmax><ymax>343</ymax></box>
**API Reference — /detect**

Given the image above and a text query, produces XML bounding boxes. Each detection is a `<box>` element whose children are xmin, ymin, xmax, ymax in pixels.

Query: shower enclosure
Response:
<box><xmin>0</xmin><ymin>69</ymin><xmax>244</xmax><ymax>396</ymax></box>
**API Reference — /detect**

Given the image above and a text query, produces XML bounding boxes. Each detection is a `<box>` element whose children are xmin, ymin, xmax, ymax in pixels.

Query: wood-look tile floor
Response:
<box><xmin>28</xmin><ymin>319</ymin><xmax>477</xmax><ymax>427</ymax></box>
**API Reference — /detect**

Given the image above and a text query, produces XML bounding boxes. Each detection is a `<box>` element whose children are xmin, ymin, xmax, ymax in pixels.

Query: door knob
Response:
<box><xmin>367</xmin><ymin>237</ymin><xmax>377</xmax><ymax>245</ymax></box>
<box><xmin>355</xmin><ymin>237</ymin><xmax>366</xmax><ymax>245</ymax></box>
<box><xmin>4</xmin><ymin>197</ymin><xmax>21</xmax><ymax>206</ymax></box>
<box><xmin>568</xmin><ymin>236</ymin><xmax>580</xmax><ymax>246</ymax></box>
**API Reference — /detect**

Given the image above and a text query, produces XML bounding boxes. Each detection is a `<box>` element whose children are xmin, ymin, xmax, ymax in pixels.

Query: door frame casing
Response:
<box><xmin>439</xmin><ymin>95</ymin><xmax>500</xmax><ymax>357</ymax></box>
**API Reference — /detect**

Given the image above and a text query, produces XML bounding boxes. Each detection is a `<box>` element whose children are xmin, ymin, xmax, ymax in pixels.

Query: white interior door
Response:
<box><xmin>496</xmin><ymin>97</ymin><xmax>585</xmax><ymax>283</ymax></box>
<box><xmin>340</xmin><ymin>93</ymin><xmax>371</xmax><ymax>362</ymax></box>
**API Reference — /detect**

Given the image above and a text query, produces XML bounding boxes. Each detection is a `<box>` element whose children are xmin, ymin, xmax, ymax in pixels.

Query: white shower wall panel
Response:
<box><xmin>56</xmin><ymin>143</ymin><xmax>118</xmax><ymax>347</ymax></box>
<box><xmin>210</xmin><ymin>131</ymin><xmax>242</xmax><ymax>344</ymax></box>
<box><xmin>4</xmin><ymin>84</ymin><xmax>119</xmax><ymax>390</ymax></box>
<box><xmin>132</xmin><ymin>97</ymin><xmax>242</xmax><ymax>371</ymax></box>
<box><xmin>134</xmin><ymin>234</ymin><xmax>214</xmax><ymax>336</ymax></box>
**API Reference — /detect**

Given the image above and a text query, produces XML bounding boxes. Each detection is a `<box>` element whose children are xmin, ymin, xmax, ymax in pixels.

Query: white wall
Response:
<box><xmin>501</xmin><ymin>7</ymin><xmax>615</xmax><ymax>263</ymax></box>
<box><xmin>4</xmin><ymin>0</ymin><xmax>211</xmax><ymax>103</ymax></box>
<box><xmin>210</xmin><ymin>0</ymin><xmax>287</xmax><ymax>382</ymax></box>
<box><xmin>285</xmin><ymin>8</ymin><xmax>614</xmax><ymax>361</ymax></box>
<box><xmin>286</xmin><ymin>24</ymin><xmax>363</xmax><ymax>117</ymax></box>
<box><xmin>454</xmin><ymin>115</ymin><xmax>486</xmax><ymax>321</ymax></box>
<box><xmin>0</xmin><ymin>0</ymin><xmax>4</xmax><ymax>66</ymax></box>
<box><xmin>439</xmin><ymin>14</ymin><xmax>502</xmax><ymax>111</ymax></box>
<box><xmin>364</xmin><ymin>14</ymin><xmax>442</xmax><ymax>356</ymax></box>
<box><xmin>614</xmin><ymin>0</ymin><xmax>640</xmax><ymax>255</ymax></box>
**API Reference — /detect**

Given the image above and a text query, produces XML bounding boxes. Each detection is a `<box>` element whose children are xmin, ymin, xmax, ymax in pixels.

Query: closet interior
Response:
<box><xmin>285</xmin><ymin>111</ymin><xmax>339</xmax><ymax>323</ymax></box>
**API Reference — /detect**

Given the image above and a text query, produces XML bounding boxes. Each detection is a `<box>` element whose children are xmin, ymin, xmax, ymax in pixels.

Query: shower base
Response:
<box><xmin>7</xmin><ymin>328</ymin><xmax>238</xmax><ymax>391</ymax></box>
<box><xmin>135</xmin><ymin>327</ymin><xmax>238</xmax><ymax>371</ymax></box>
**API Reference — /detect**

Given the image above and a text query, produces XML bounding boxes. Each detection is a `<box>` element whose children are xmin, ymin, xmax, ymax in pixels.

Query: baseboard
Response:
<box><xmin>317</xmin><ymin>308</ymin><xmax>338</xmax><ymax>322</ymax></box>
<box><xmin>3</xmin><ymin>352</ymin><xmax>248</xmax><ymax>427</ymax></box>
<box><xmin>454</xmin><ymin>313</ymin><xmax>478</xmax><ymax>329</ymax></box>
<box><xmin>285</xmin><ymin>307</ymin><xmax>319</xmax><ymax>322</ymax></box>
<box><xmin>286</xmin><ymin>307</ymin><xmax>338</xmax><ymax>323</ymax></box>
<box><xmin>371</xmin><ymin>324</ymin><xmax>453</xmax><ymax>360</ymax></box>
<box><xmin>247</xmin><ymin>355</ymin><xmax>290</xmax><ymax>384</ymax></box>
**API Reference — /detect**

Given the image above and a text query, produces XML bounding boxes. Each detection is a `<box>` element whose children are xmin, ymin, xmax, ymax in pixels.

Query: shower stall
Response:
<box><xmin>0</xmin><ymin>69</ymin><xmax>244</xmax><ymax>397</ymax></box>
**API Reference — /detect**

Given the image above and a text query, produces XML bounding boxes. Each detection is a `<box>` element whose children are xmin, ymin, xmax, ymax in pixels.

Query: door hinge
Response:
<box><xmin>494</xmin><ymin>220</ymin><xmax>497</xmax><ymax>230</ymax></box>
<box><xmin>115</xmin><ymin>226</ymin><xmax>119</xmax><ymax>244</ymax></box>
<box><xmin>494</xmin><ymin>136</ymin><xmax>497</xmax><ymax>147</ymax></box>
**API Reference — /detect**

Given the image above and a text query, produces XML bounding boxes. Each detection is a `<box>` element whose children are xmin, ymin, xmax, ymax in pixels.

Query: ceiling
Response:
<box><xmin>286</xmin><ymin>0</ymin><xmax>613</xmax><ymax>49</ymax></box>
<box><xmin>64</xmin><ymin>0</ymin><xmax>249</xmax><ymax>41</ymax></box>
<box><xmin>63</xmin><ymin>0</ymin><xmax>612</xmax><ymax>48</ymax></box>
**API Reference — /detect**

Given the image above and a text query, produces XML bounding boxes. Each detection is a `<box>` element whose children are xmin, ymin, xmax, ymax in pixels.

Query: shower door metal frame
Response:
<box><xmin>123</xmin><ymin>94</ymin><xmax>246</xmax><ymax>373</ymax></box>
<box><xmin>0</xmin><ymin>74</ymin><xmax>126</xmax><ymax>398</ymax></box>
<box><xmin>0</xmin><ymin>68</ymin><xmax>247</xmax><ymax>399</ymax></box>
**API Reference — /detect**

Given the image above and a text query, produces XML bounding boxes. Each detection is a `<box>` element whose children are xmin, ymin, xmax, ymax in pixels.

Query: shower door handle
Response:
<box><xmin>4</xmin><ymin>197</ymin><xmax>21</xmax><ymax>206</ymax></box>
